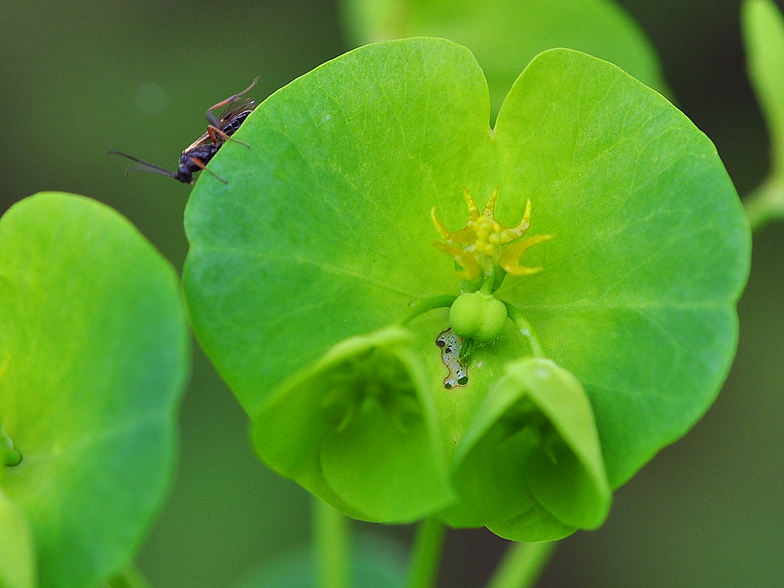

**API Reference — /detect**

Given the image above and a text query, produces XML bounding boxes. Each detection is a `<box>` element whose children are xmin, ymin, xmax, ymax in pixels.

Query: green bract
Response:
<box><xmin>253</xmin><ymin>327</ymin><xmax>453</xmax><ymax>522</ymax></box>
<box><xmin>184</xmin><ymin>39</ymin><xmax>750</xmax><ymax>539</ymax></box>
<box><xmin>0</xmin><ymin>193</ymin><xmax>189</xmax><ymax>588</ymax></box>
<box><xmin>444</xmin><ymin>358</ymin><xmax>609</xmax><ymax>540</ymax></box>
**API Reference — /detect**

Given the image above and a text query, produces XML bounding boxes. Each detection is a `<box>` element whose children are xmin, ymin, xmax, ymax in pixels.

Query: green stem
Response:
<box><xmin>313</xmin><ymin>497</ymin><xmax>351</xmax><ymax>588</ymax></box>
<box><xmin>396</xmin><ymin>295</ymin><xmax>457</xmax><ymax>326</ymax></box>
<box><xmin>103</xmin><ymin>565</ymin><xmax>154</xmax><ymax>588</ymax></box>
<box><xmin>503</xmin><ymin>303</ymin><xmax>545</xmax><ymax>358</ymax></box>
<box><xmin>484</xmin><ymin>541</ymin><xmax>558</xmax><ymax>588</ymax></box>
<box><xmin>479</xmin><ymin>265</ymin><xmax>496</xmax><ymax>295</ymax></box>
<box><xmin>458</xmin><ymin>337</ymin><xmax>476</xmax><ymax>363</ymax></box>
<box><xmin>743</xmin><ymin>175</ymin><xmax>784</xmax><ymax>233</ymax></box>
<box><xmin>404</xmin><ymin>517</ymin><xmax>446</xmax><ymax>588</ymax></box>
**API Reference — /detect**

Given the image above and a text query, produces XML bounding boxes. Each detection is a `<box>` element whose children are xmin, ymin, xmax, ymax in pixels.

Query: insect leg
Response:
<box><xmin>207</xmin><ymin>125</ymin><xmax>250</xmax><ymax>148</ymax></box>
<box><xmin>187</xmin><ymin>156</ymin><xmax>228</xmax><ymax>184</ymax></box>
<box><xmin>205</xmin><ymin>76</ymin><xmax>260</xmax><ymax>126</ymax></box>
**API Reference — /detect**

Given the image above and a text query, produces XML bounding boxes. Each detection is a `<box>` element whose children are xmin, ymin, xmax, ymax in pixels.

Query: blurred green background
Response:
<box><xmin>1</xmin><ymin>1</ymin><xmax>782</xmax><ymax>587</ymax></box>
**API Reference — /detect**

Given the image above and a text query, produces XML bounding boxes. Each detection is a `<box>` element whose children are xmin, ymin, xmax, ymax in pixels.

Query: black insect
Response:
<box><xmin>109</xmin><ymin>77</ymin><xmax>259</xmax><ymax>185</ymax></box>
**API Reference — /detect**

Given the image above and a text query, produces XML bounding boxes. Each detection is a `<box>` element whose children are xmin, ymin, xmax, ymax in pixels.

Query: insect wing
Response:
<box><xmin>215</xmin><ymin>98</ymin><xmax>256</xmax><ymax>135</ymax></box>
<box><xmin>183</xmin><ymin>131</ymin><xmax>213</xmax><ymax>153</ymax></box>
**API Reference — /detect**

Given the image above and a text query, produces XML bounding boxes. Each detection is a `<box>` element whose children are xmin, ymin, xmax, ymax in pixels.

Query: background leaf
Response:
<box><xmin>0</xmin><ymin>193</ymin><xmax>190</xmax><ymax>588</ymax></box>
<box><xmin>340</xmin><ymin>0</ymin><xmax>668</xmax><ymax>114</ymax></box>
<box><xmin>740</xmin><ymin>0</ymin><xmax>784</xmax><ymax>231</ymax></box>
<box><xmin>743</xmin><ymin>0</ymin><xmax>784</xmax><ymax>176</ymax></box>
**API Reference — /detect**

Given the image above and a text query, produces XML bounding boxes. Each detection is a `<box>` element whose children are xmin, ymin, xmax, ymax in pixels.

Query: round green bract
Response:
<box><xmin>0</xmin><ymin>193</ymin><xmax>189</xmax><ymax>588</ymax></box>
<box><xmin>184</xmin><ymin>39</ymin><xmax>749</xmax><ymax>530</ymax></box>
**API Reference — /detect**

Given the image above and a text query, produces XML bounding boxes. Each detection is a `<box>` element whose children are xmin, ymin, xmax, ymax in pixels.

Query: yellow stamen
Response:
<box><xmin>432</xmin><ymin>240</ymin><xmax>482</xmax><ymax>279</ymax></box>
<box><xmin>463</xmin><ymin>186</ymin><xmax>481</xmax><ymax>220</ymax></box>
<box><xmin>499</xmin><ymin>234</ymin><xmax>554</xmax><ymax>275</ymax></box>
<box><xmin>432</xmin><ymin>187</ymin><xmax>551</xmax><ymax>282</ymax></box>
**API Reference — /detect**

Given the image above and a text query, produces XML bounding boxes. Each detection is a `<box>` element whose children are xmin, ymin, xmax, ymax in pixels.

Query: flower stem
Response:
<box><xmin>744</xmin><ymin>175</ymin><xmax>784</xmax><ymax>233</ymax></box>
<box><xmin>503</xmin><ymin>303</ymin><xmax>545</xmax><ymax>358</ymax></box>
<box><xmin>405</xmin><ymin>517</ymin><xmax>446</xmax><ymax>588</ymax></box>
<box><xmin>484</xmin><ymin>541</ymin><xmax>557</xmax><ymax>588</ymax></box>
<box><xmin>458</xmin><ymin>337</ymin><xmax>476</xmax><ymax>363</ymax></box>
<box><xmin>396</xmin><ymin>295</ymin><xmax>457</xmax><ymax>325</ymax></box>
<box><xmin>313</xmin><ymin>497</ymin><xmax>351</xmax><ymax>588</ymax></box>
<box><xmin>479</xmin><ymin>265</ymin><xmax>496</xmax><ymax>295</ymax></box>
<box><xmin>103</xmin><ymin>565</ymin><xmax>154</xmax><ymax>588</ymax></box>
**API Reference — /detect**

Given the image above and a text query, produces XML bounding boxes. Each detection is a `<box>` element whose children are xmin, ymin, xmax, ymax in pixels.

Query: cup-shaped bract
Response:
<box><xmin>252</xmin><ymin>327</ymin><xmax>454</xmax><ymax>522</ymax></box>
<box><xmin>440</xmin><ymin>358</ymin><xmax>609</xmax><ymax>540</ymax></box>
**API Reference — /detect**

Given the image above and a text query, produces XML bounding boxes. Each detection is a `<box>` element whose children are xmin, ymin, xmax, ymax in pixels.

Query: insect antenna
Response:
<box><xmin>107</xmin><ymin>151</ymin><xmax>178</xmax><ymax>180</ymax></box>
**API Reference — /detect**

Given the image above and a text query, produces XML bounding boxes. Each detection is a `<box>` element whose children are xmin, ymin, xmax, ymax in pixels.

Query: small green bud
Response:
<box><xmin>0</xmin><ymin>421</ymin><xmax>21</xmax><ymax>467</ymax></box>
<box><xmin>449</xmin><ymin>292</ymin><xmax>508</xmax><ymax>342</ymax></box>
<box><xmin>1</xmin><ymin>447</ymin><xmax>21</xmax><ymax>468</ymax></box>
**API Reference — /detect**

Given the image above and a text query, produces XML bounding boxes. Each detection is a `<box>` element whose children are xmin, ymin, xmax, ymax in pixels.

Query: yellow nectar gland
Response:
<box><xmin>431</xmin><ymin>187</ymin><xmax>553</xmax><ymax>280</ymax></box>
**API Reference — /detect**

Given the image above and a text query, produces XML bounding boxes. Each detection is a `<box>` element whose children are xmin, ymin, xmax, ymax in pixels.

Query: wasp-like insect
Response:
<box><xmin>109</xmin><ymin>77</ymin><xmax>259</xmax><ymax>185</ymax></box>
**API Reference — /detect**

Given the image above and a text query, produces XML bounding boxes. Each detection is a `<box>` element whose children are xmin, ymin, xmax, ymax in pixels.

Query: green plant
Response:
<box><xmin>4</xmin><ymin>0</ymin><xmax>784</xmax><ymax>587</ymax></box>
<box><xmin>0</xmin><ymin>194</ymin><xmax>189</xmax><ymax>588</ymax></box>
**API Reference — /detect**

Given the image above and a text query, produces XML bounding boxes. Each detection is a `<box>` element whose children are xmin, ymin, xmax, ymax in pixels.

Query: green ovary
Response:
<box><xmin>449</xmin><ymin>292</ymin><xmax>508</xmax><ymax>342</ymax></box>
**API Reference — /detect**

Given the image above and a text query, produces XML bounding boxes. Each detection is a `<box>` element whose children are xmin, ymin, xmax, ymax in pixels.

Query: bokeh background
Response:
<box><xmin>1</xmin><ymin>0</ymin><xmax>782</xmax><ymax>586</ymax></box>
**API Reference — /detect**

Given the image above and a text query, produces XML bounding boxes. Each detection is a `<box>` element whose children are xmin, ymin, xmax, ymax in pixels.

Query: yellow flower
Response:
<box><xmin>431</xmin><ymin>187</ymin><xmax>553</xmax><ymax>281</ymax></box>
